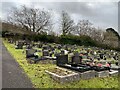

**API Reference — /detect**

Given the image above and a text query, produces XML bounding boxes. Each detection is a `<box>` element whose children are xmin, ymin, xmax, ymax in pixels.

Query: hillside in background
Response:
<box><xmin>1</xmin><ymin>22</ymin><xmax>34</xmax><ymax>35</ymax></box>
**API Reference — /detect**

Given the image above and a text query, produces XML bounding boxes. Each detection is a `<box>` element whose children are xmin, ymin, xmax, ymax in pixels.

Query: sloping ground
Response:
<box><xmin>2</xmin><ymin>42</ymin><xmax>33</xmax><ymax>88</ymax></box>
<box><xmin>1</xmin><ymin>22</ymin><xmax>34</xmax><ymax>35</ymax></box>
<box><xmin>3</xmin><ymin>39</ymin><xmax>119</xmax><ymax>88</ymax></box>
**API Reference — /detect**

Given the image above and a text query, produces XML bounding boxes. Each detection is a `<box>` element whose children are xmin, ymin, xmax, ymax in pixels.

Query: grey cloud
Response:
<box><xmin>1</xmin><ymin>1</ymin><xmax>119</xmax><ymax>33</ymax></box>
<box><xmin>2</xmin><ymin>2</ymin><xmax>16</xmax><ymax>12</ymax></box>
<box><xmin>34</xmin><ymin>2</ymin><xmax>118</xmax><ymax>31</ymax></box>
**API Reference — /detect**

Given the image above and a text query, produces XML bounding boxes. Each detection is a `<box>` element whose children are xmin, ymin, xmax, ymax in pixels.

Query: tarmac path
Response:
<box><xmin>2</xmin><ymin>43</ymin><xmax>33</xmax><ymax>88</ymax></box>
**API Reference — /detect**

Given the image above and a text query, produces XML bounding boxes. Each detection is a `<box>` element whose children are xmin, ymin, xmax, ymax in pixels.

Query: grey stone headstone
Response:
<box><xmin>79</xmin><ymin>70</ymin><xmax>96</xmax><ymax>79</ymax></box>
<box><xmin>26</xmin><ymin>45</ymin><xmax>32</xmax><ymax>49</ymax></box>
<box><xmin>96</xmin><ymin>71</ymin><xmax>109</xmax><ymax>77</ymax></box>
<box><xmin>15</xmin><ymin>41</ymin><xmax>24</xmax><ymax>49</ymax></box>
<box><xmin>72</xmin><ymin>55</ymin><xmax>82</xmax><ymax>64</ymax></box>
<box><xmin>26</xmin><ymin>49</ymin><xmax>36</xmax><ymax>56</ymax></box>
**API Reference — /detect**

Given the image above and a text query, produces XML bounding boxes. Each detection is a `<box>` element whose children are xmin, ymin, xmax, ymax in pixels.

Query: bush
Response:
<box><xmin>2</xmin><ymin>31</ymin><xmax>119</xmax><ymax>51</ymax></box>
<box><xmin>59</xmin><ymin>35</ymin><xmax>96</xmax><ymax>46</ymax></box>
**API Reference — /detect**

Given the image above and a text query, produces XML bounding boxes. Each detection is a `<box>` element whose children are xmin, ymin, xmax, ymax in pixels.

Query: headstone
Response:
<box><xmin>61</xmin><ymin>50</ymin><xmax>65</xmax><ymax>55</ymax></box>
<box><xmin>72</xmin><ymin>56</ymin><xmax>80</xmax><ymax>64</ymax></box>
<box><xmin>15</xmin><ymin>41</ymin><xmax>24</xmax><ymax>49</ymax></box>
<box><xmin>71</xmin><ymin>53</ymin><xmax>82</xmax><ymax>64</ymax></box>
<box><xmin>64</xmin><ymin>50</ymin><xmax>69</xmax><ymax>55</ymax></box>
<box><xmin>8</xmin><ymin>38</ymin><xmax>14</xmax><ymax>44</ymax></box>
<box><xmin>26</xmin><ymin>49</ymin><xmax>37</xmax><ymax>58</ymax></box>
<box><xmin>24</xmin><ymin>40</ymin><xmax>31</xmax><ymax>45</ymax></box>
<box><xmin>38</xmin><ymin>44</ymin><xmax>42</xmax><ymax>48</ymax></box>
<box><xmin>49</xmin><ymin>52</ymin><xmax>54</xmax><ymax>57</ymax></box>
<box><xmin>99</xmin><ymin>54</ymin><xmax>104</xmax><ymax>59</ymax></box>
<box><xmin>57</xmin><ymin>45</ymin><xmax>62</xmax><ymax>49</ymax></box>
<box><xmin>42</xmin><ymin>46</ymin><xmax>49</xmax><ymax>51</ymax></box>
<box><xmin>90</xmin><ymin>50</ymin><xmax>94</xmax><ymax>55</ymax></box>
<box><xmin>56</xmin><ymin>55</ymin><xmax>68</xmax><ymax>66</ymax></box>
<box><xmin>43</xmin><ymin>50</ymin><xmax>49</xmax><ymax>56</ymax></box>
<box><xmin>26</xmin><ymin>44</ymin><xmax>32</xmax><ymax>49</ymax></box>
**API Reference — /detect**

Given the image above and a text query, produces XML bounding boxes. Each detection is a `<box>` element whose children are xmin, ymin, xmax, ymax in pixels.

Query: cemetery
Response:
<box><xmin>2</xmin><ymin>38</ymin><xmax>119</xmax><ymax>88</ymax></box>
<box><xmin>1</xmin><ymin>3</ymin><xmax>120</xmax><ymax>88</ymax></box>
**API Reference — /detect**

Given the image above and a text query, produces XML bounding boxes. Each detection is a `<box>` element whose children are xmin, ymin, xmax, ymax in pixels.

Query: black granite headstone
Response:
<box><xmin>56</xmin><ymin>55</ymin><xmax>68</xmax><ymax>66</ymax></box>
<box><xmin>99</xmin><ymin>54</ymin><xmax>104</xmax><ymax>59</ymax></box>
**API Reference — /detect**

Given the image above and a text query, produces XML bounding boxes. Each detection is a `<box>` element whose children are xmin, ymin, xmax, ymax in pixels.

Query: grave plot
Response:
<box><xmin>26</xmin><ymin>47</ymin><xmax>56</xmax><ymax>64</ymax></box>
<box><xmin>26</xmin><ymin>49</ymin><xmax>39</xmax><ymax>64</ymax></box>
<box><xmin>41</xmin><ymin>47</ymin><xmax>57</xmax><ymax>60</ymax></box>
<box><xmin>55</xmin><ymin>53</ymin><xmax>116</xmax><ymax>78</ymax></box>
<box><xmin>45</xmin><ymin>67</ymin><xmax>80</xmax><ymax>83</ymax></box>
<box><xmin>55</xmin><ymin>54</ymin><xmax>91</xmax><ymax>79</ymax></box>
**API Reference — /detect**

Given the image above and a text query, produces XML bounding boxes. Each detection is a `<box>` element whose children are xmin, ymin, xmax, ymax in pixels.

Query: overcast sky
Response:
<box><xmin>1</xmin><ymin>0</ymin><xmax>119</xmax><ymax>34</ymax></box>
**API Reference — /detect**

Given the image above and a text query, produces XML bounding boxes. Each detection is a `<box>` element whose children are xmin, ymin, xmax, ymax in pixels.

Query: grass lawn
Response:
<box><xmin>3</xmin><ymin>39</ymin><xmax>119</xmax><ymax>89</ymax></box>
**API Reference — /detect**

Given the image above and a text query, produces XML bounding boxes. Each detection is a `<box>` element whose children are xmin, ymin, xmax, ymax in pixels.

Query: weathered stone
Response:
<box><xmin>45</xmin><ymin>67</ymin><xmax>80</xmax><ymax>83</ymax></box>
<box><xmin>95</xmin><ymin>70</ymin><xmax>109</xmax><ymax>77</ymax></box>
<box><xmin>71</xmin><ymin>55</ymin><xmax>82</xmax><ymax>64</ymax></box>
<box><xmin>78</xmin><ymin>70</ymin><xmax>96</xmax><ymax>79</ymax></box>
<box><xmin>26</xmin><ymin>49</ymin><xmax>36</xmax><ymax>58</ymax></box>
<box><xmin>109</xmin><ymin>70</ymin><xmax>118</xmax><ymax>76</ymax></box>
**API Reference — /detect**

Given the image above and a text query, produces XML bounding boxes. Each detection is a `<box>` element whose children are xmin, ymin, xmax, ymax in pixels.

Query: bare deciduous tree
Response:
<box><xmin>74</xmin><ymin>20</ymin><xmax>104</xmax><ymax>43</ymax></box>
<box><xmin>75</xmin><ymin>20</ymin><xmax>93</xmax><ymax>36</ymax></box>
<box><xmin>61</xmin><ymin>11</ymin><xmax>74</xmax><ymax>36</ymax></box>
<box><xmin>89</xmin><ymin>27</ymin><xmax>104</xmax><ymax>42</ymax></box>
<box><xmin>7</xmin><ymin>5</ymin><xmax>52</xmax><ymax>34</ymax></box>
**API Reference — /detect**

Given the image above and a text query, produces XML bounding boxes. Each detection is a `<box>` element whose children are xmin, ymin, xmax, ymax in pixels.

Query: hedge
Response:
<box><xmin>2</xmin><ymin>31</ymin><xmax>120</xmax><ymax>51</ymax></box>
